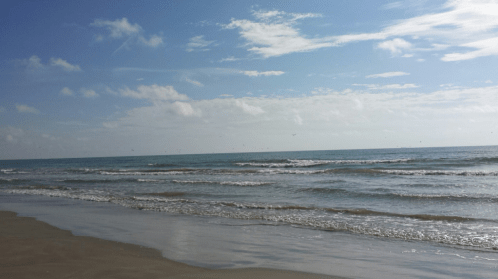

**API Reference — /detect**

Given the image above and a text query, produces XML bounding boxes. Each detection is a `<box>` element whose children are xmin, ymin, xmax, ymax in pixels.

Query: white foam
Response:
<box><xmin>100</xmin><ymin>171</ymin><xmax>186</xmax><ymax>175</ymax></box>
<box><xmin>236</xmin><ymin>159</ymin><xmax>411</xmax><ymax>168</ymax></box>
<box><xmin>172</xmin><ymin>180</ymin><xmax>272</xmax><ymax>186</ymax></box>
<box><xmin>257</xmin><ymin>169</ymin><xmax>325</xmax><ymax>174</ymax></box>
<box><xmin>4</xmin><ymin>187</ymin><xmax>498</xmax><ymax>250</ymax></box>
<box><xmin>381</xmin><ymin>170</ymin><xmax>498</xmax><ymax>176</ymax></box>
<box><xmin>137</xmin><ymin>179</ymin><xmax>162</xmax><ymax>182</ymax></box>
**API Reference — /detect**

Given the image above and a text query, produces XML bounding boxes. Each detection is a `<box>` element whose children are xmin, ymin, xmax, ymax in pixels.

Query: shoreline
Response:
<box><xmin>0</xmin><ymin>210</ymin><xmax>343</xmax><ymax>279</ymax></box>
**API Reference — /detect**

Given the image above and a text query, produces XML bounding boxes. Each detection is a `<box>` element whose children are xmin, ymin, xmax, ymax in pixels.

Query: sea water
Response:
<box><xmin>1</xmin><ymin>146</ymin><xmax>498</xmax><ymax>278</ymax></box>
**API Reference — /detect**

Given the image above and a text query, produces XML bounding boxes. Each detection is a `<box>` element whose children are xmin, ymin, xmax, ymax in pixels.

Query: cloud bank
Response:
<box><xmin>225</xmin><ymin>1</ymin><xmax>498</xmax><ymax>61</ymax></box>
<box><xmin>93</xmin><ymin>84</ymin><xmax>498</xmax><ymax>155</ymax></box>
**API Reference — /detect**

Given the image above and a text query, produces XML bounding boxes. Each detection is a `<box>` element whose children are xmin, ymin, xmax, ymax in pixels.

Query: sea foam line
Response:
<box><xmin>4</xmin><ymin>188</ymin><xmax>498</xmax><ymax>250</ymax></box>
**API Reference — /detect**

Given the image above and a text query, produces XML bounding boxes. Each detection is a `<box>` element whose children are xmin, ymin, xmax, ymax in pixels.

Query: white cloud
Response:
<box><xmin>219</xmin><ymin>56</ymin><xmax>242</xmax><ymax>62</ymax></box>
<box><xmin>3</xmin><ymin>128</ymin><xmax>25</xmax><ymax>145</ymax></box>
<box><xmin>103</xmin><ymin>122</ymin><xmax>118</xmax><ymax>129</ymax></box>
<box><xmin>139</xmin><ymin>35</ymin><xmax>163</xmax><ymax>47</ymax></box>
<box><xmin>184</xmin><ymin>78</ymin><xmax>204</xmax><ymax>87</ymax></box>
<box><xmin>416</xmin><ymin>44</ymin><xmax>450</xmax><ymax>52</ymax></box>
<box><xmin>91</xmin><ymin>18</ymin><xmax>141</xmax><ymax>38</ymax></box>
<box><xmin>186</xmin><ymin>35</ymin><xmax>216</xmax><ymax>52</ymax></box>
<box><xmin>172</xmin><ymin>101</ymin><xmax>197</xmax><ymax>116</ymax></box>
<box><xmin>50</xmin><ymin>58</ymin><xmax>82</xmax><ymax>72</ymax></box>
<box><xmin>60</xmin><ymin>87</ymin><xmax>74</xmax><ymax>96</ymax></box>
<box><xmin>402</xmin><ymin>54</ymin><xmax>414</xmax><ymax>58</ymax></box>
<box><xmin>226</xmin><ymin>3</ymin><xmax>498</xmax><ymax>60</ymax></box>
<box><xmin>90</xmin><ymin>84</ymin><xmax>498</xmax><ymax>155</ymax></box>
<box><xmin>219</xmin><ymin>94</ymin><xmax>233</xmax><ymax>97</ymax></box>
<box><xmin>27</xmin><ymin>55</ymin><xmax>43</xmax><ymax>69</ymax></box>
<box><xmin>382</xmin><ymin>2</ymin><xmax>403</xmax><ymax>10</ymax></box>
<box><xmin>80</xmin><ymin>88</ymin><xmax>99</xmax><ymax>98</ymax></box>
<box><xmin>24</xmin><ymin>55</ymin><xmax>81</xmax><ymax>72</ymax></box>
<box><xmin>16</xmin><ymin>104</ymin><xmax>40</xmax><ymax>114</ymax></box>
<box><xmin>224</xmin><ymin>10</ymin><xmax>332</xmax><ymax>58</ymax></box>
<box><xmin>353</xmin><ymin>83</ymin><xmax>419</xmax><ymax>90</ymax></box>
<box><xmin>235</xmin><ymin>100</ymin><xmax>265</xmax><ymax>115</ymax></box>
<box><xmin>440</xmin><ymin>83</ymin><xmax>455</xmax><ymax>87</ymax></box>
<box><xmin>252</xmin><ymin>10</ymin><xmax>320</xmax><ymax>21</ymax></box>
<box><xmin>42</xmin><ymin>134</ymin><xmax>56</xmax><ymax>141</ymax></box>
<box><xmin>440</xmin><ymin>83</ymin><xmax>463</xmax><ymax>89</ymax></box>
<box><xmin>329</xmin><ymin>0</ymin><xmax>498</xmax><ymax>61</ymax></box>
<box><xmin>90</xmin><ymin>18</ymin><xmax>163</xmax><ymax>49</ymax></box>
<box><xmin>119</xmin><ymin>84</ymin><xmax>189</xmax><ymax>101</ymax></box>
<box><xmin>377</xmin><ymin>38</ymin><xmax>412</xmax><ymax>54</ymax></box>
<box><xmin>442</xmin><ymin>37</ymin><xmax>498</xmax><ymax>61</ymax></box>
<box><xmin>7</xmin><ymin>85</ymin><xmax>498</xmax><ymax>158</ymax></box>
<box><xmin>366</xmin><ymin>71</ymin><xmax>410</xmax><ymax>78</ymax></box>
<box><xmin>354</xmin><ymin>98</ymin><xmax>363</xmax><ymax>111</ymax></box>
<box><xmin>293</xmin><ymin>113</ymin><xmax>303</xmax><ymax>125</ymax></box>
<box><xmin>243</xmin><ymin>70</ymin><xmax>285</xmax><ymax>77</ymax></box>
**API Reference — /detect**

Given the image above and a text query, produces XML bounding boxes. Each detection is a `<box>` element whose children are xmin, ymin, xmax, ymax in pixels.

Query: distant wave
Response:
<box><xmin>392</xmin><ymin>192</ymin><xmax>498</xmax><ymax>202</ymax></box>
<box><xmin>7</xmin><ymin>185</ymin><xmax>71</xmax><ymax>191</ymax></box>
<box><xmin>99</xmin><ymin>168</ymin><xmax>201</xmax><ymax>175</ymax></box>
<box><xmin>147</xmin><ymin>163</ymin><xmax>178</xmax><ymax>167</ymax></box>
<box><xmin>172</xmin><ymin>180</ymin><xmax>274</xmax><ymax>186</ymax></box>
<box><xmin>137</xmin><ymin>179</ymin><xmax>164</xmax><ymax>183</ymax></box>
<box><xmin>235</xmin><ymin>159</ymin><xmax>412</xmax><ymax>168</ymax></box>
<box><xmin>54</xmin><ymin>167</ymin><xmax>498</xmax><ymax>177</ymax></box>
<box><xmin>0</xmin><ymin>168</ymin><xmax>29</xmax><ymax>174</ymax></box>
<box><xmin>60</xmin><ymin>178</ymin><xmax>138</xmax><ymax>184</ymax></box>
<box><xmin>299</xmin><ymin>186</ymin><xmax>498</xmax><ymax>203</ymax></box>
<box><xmin>380</xmin><ymin>170</ymin><xmax>498</xmax><ymax>176</ymax></box>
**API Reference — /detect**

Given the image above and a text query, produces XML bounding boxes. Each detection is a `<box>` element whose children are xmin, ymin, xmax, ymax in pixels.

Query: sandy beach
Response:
<box><xmin>0</xmin><ymin>210</ymin><xmax>342</xmax><ymax>279</ymax></box>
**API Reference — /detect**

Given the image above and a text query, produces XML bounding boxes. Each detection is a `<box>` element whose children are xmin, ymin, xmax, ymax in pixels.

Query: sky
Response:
<box><xmin>2</xmin><ymin>0</ymin><xmax>498</xmax><ymax>159</ymax></box>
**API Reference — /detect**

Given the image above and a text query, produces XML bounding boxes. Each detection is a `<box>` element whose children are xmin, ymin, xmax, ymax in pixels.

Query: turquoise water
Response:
<box><xmin>2</xmin><ymin>146</ymin><xmax>498</xmax><ymax>278</ymax></box>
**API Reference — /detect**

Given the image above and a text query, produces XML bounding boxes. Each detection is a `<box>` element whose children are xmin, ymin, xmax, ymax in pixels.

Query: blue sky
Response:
<box><xmin>2</xmin><ymin>0</ymin><xmax>498</xmax><ymax>159</ymax></box>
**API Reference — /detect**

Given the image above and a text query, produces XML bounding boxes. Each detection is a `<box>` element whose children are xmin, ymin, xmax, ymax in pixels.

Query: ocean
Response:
<box><xmin>1</xmin><ymin>146</ymin><xmax>498</xmax><ymax>278</ymax></box>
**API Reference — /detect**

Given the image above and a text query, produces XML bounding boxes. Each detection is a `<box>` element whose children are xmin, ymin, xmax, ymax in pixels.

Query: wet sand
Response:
<box><xmin>0</xmin><ymin>210</ymin><xmax>343</xmax><ymax>279</ymax></box>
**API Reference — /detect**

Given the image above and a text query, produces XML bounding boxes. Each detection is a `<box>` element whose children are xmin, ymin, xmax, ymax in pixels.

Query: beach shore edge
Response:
<box><xmin>0</xmin><ymin>210</ymin><xmax>344</xmax><ymax>279</ymax></box>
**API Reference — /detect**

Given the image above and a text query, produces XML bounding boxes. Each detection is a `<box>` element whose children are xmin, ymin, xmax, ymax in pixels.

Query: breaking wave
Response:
<box><xmin>4</xmin><ymin>187</ymin><xmax>498</xmax><ymax>250</ymax></box>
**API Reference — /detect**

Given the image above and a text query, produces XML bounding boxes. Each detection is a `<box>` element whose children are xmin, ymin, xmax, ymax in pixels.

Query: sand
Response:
<box><xmin>0</xmin><ymin>211</ymin><xmax>343</xmax><ymax>279</ymax></box>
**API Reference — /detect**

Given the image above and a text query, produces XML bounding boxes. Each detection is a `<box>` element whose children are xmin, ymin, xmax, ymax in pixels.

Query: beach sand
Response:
<box><xmin>0</xmin><ymin>210</ymin><xmax>343</xmax><ymax>279</ymax></box>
